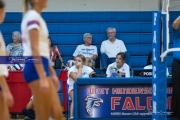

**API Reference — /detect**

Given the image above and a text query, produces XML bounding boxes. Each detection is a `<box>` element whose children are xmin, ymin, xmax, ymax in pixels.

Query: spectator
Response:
<box><xmin>73</xmin><ymin>33</ymin><xmax>98</xmax><ymax>68</ymax></box>
<box><xmin>22</xmin><ymin>96</ymin><xmax>54</xmax><ymax>120</ymax></box>
<box><xmin>100</xmin><ymin>27</ymin><xmax>127</xmax><ymax>73</ymax></box>
<box><xmin>144</xmin><ymin>51</ymin><xmax>153</xmax><ymax>69</ymax></box>
<box><xmin>49</xmin><ymin>37</ymin><xmax>65</xmax><ymax>68</ymax></box>
<box><xmin>144</xmin><ymin>51</ymin><xmax>169</xmax><ymax>76</ymax></box>
<box><xmin>106</xmin><ymin>52</ymin><xmax>130</xmax><ymax>77</ymax></box>
<box><xmin>6</xmin><ymin>31</ymin><xmax>23</xmax><ymax>56</ymax></box>
<box><xmin>67</xmin><ymin>54</ymin><xmax>95</xmax><ymax>119</ymax></box>
<box><xmin>22</xmin><ymin>96</ymin><xmax>35</xmax><ymax>120</ymax></box>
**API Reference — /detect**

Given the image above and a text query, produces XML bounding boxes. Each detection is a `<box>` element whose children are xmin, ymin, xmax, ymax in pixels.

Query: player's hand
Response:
<box><xmin>3</xmin><ymin>91</ymin><xmax>14</xmax><ymax>107</ymax></box>
<box><xmin>51</xmin><ymin>75</ymin><xmax>60</xmax><ymax>92</ymax></box>
<box><xmin>76</xmin><ymin>62</ymin><xmax>83</xmax><ymax>69</ymax></box>
<box><xmin>39</xmin><ymin>77</ymin><xmax>50</xmax><ymax>93</ymax></box>
<box><xmin>118</xmin><ymin>73</ymin><xmax>122</xmax><ymax>77</ymax></box>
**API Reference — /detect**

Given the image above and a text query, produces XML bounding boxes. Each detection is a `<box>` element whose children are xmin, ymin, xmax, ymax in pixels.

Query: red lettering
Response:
<box><xmin>126</xmin><ymin>88</ymin><xmax>132</xmax><ymax>94</ymax></box>
<box><xmin>135</xmin><ymin>97</ymin><xmax>145</xmax><ymax>110</ymax></box>
<box><xmin>122</xmin><ymin>97</ymin><xmax>135</xmax><ymax>110</ymax></box>
<box><xmin>167</xmin><ymin>87</ymin><xmax>173</xmax><ymax>94</ymax></box>
<box><xmin>112</xmin><ymin>88</ymin><xmax>116</xmax><ymax>94</ymax></box>
<box><xmin>132</xmin><ymin>88</ymin><xmax>137</xmax><ymax>94</ymax></box>
<box><xmin>168</xmin><ymin>96</ymin><xmax>172</xmax><ymax>110</ymax></box>
<box><xmin>137</xmin><ymin>87</ymin><xmax>143</xmax><ymax>94</ymax></box>
<box><xmin>147</xmin><ymin>97</ymin><xmax>152</xmax><ymax>110</ymax></box>
<box><xmin>111</xmin><ymin>97</ymin><xmax>121</xmax><ymax>110</ymax></box>
<box><xmin>149</xmin><ymin>88</ymin><xmax>152</xmax><ymax>94</ymax></box>
<box><xmin>144</xmin><ymin>87</ymin><xmax>149</xmax><ymax>94</ymax></box>
<box><xmin>100</xmin><ymin>88</ymin><xmax>104</xmax><ymax>94</ymax></box>
<box><xmin>104</xmin><ymin>88</ymin><xmax>109</xmax><ymax>94</ymax></box>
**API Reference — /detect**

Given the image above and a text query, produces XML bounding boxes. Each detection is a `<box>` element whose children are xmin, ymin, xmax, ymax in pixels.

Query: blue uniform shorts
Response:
<box><xmin>23</xmin><ymin>56</ymin><xmax>50</xmax><ymax>83</ymax></box>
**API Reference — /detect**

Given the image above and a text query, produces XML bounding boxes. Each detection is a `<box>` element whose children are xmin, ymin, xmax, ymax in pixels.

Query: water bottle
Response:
<box><xmin>121</xmin><ymin>72</ymin><xmax>125</xmax><ymax>77</ymax></box>
<box><xmin>111</xmin><ymin>68</ymin><xmax>118</xmax><ymax>78</ymax></box>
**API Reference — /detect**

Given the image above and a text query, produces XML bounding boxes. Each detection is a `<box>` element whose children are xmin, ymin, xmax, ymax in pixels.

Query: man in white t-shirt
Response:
<box><xmin>73</xmin><ymin>33</ymin><xmax>98</xmax><ymax>68</ymax></box>
<box><xmin>100</xmin><ymin>27</ymin><xmax>127</xmax><ymax>72</ymax></box>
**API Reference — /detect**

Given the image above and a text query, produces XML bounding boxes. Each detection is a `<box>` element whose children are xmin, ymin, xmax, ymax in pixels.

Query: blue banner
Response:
<box><xmin>0</xmin><ymin>56</ymin><xmax>42</xmax><ymax>64</ymax></box>
<box><xmin>78</xmin><ymin>85</ymin><xmax>172</xmax><ymax>119</ymax></box>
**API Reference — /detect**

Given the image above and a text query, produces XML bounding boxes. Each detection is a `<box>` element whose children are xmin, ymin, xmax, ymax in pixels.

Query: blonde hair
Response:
<box><xmin>76</xmin><ymin>54</ymin><xmax>86</xmax><ymax>63</ymax></box>
<box><xmin>23</xmin><ymin>0</ymin><xmax>33</xmax><ymax>14</ymax></box>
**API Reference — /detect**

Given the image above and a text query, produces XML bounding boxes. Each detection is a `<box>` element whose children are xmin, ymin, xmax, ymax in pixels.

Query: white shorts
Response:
<box><xmin>68</xmin><ymin>85</ymin><xmax>73</xmax><ymax>94</ymax></box>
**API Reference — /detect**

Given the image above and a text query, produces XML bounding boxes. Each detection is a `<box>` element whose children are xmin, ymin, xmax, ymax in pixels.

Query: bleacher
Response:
<box><xmin>1</xmin><ymin>11</ymin><xmax>179</xmax><ymax>72</ymax></box>
<box><xmin>1</xmin><ymin>11</ymin><xmax>179</xmax><ymax>108</ymax></box>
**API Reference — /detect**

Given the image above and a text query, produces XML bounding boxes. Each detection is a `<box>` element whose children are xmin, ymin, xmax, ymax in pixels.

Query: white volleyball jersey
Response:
<box><xmin>0</xmin><ymin>32</ymin><xmax>8</xmax><ymax>77</ymax></box>
<box><xmin>67</xmin><ymin>65</ymin><xmax>94</xmax><ymax>87</ymax></box>
<box><xmin>21</xmin><ymin>10</ymin><xmax>50</xmax><ymax>59</ymax></box>
<box><xmin>106</xmin><ymin>62</ymin><xmax>130</xmax><ymax>78</ymax></box>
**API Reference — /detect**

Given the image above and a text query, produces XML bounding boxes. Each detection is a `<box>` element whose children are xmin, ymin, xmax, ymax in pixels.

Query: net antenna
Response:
<box><xmin>160</xmin><ymin>0</ymin><xmax>180</xmax><ymax>61</ymax></box>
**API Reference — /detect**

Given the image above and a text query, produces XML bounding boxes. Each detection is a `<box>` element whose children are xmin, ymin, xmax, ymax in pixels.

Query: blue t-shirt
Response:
<box><xmin>173</xmin><ymin>27</ymin><xmax>180</xmax><ymax>60</ymax></box>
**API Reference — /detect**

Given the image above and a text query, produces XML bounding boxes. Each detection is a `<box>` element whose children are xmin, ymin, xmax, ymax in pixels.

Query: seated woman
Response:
<box><xmin>6</xmin><ymin>31</ymin><xmax>24</xmax><ymax>71</ymax></box>
<box><xmin>67</xmin><ymin>54</ymin><xmax>95</xmax><ymax>119</ymax></box>
<box><xmin>144</xmin><ymin>51</ymin><xmax>169</xmax><ymax>76</ymax></box>
<box><xmin>6</xmin><ymin>31</ymin><xmax>23</xmax><ymax>56</ymax></box>
<box><xmin>144</xmin><ymin>51</ymin><xmax>153</xmax><ymax>69</ymax></box>
<box><xmin>106</xmin><ymin>52</ymin><xmax>130</xmax><ymax>77</ymax></box>
<box><xmin>85</xmin><ymin>57</ymin><xmax>93</xmax><ymax>68</ymax></box>
<box><xmin>49</xmin><ymin>37</ymin><xmax>65</xmax><ymax>69</ymax></box>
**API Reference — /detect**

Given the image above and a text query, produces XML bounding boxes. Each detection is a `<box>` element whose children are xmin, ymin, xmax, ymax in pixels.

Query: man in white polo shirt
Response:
<box><xmin>100</xmin><ymin>27</ymin><xmax>127</xmax><ymax>73</ymax></box>
<box><xmin>73</xmin><ymin>33</ymin><xmax>98</xmax><ymax>68</ymax></box>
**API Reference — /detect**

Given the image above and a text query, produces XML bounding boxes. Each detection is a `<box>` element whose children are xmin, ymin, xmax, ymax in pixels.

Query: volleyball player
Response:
<box><xmin>0</xmin><ymin>1</ymin><xmax>14</xmax><ymax>120</ymax></box>
<box><xmin>21</xmin><ymin>0</ymin><xmax>63</xmax><ymax>119</ymax></box>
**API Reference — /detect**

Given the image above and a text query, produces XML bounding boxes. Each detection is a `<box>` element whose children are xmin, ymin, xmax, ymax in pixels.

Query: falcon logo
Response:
<box><xmin>85</xmin><ymin>96</ymin><xmax>103</xmax><ymax>116</ymax></box>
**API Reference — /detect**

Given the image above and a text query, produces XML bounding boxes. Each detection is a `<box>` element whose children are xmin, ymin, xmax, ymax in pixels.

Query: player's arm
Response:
<box><xmin>0</xmin><ymin>76</ymin><xmax>9</xmax><ymax>93</ymax></box>
<box><xmin>29</xmin><ymin>29</ymin><xmax>46</xmax><ymax>79</ymax></box>
<box><xmin>173</xmin><ymin>16</ymin><xmax>180</xmax><ymax>30</ymax></box>
<box><xmin>0</xmin><ymin>76</ymin><xmax>14</xmax><ymax>107</ymax></box>
<box><xmin>69</xmin><ymin>71</ymin><xmax>82</xmax><ymax>81</ymax></box>
<box><xmin>69</xmin><ymin>69</ymin><xmax>82</xmax><ymax>81</ymax></box>
<box><xmin>89</xmin><ymin>71</ymin><xmax>96</xmax><ymax>77</ymax></box>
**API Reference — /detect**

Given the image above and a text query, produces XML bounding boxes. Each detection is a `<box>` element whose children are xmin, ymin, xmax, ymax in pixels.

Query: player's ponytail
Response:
<box><xmin>23</xmin><ymin>0</ymin><xmax>33</xmax><ymax>14</ymax></box>
<box><xmin>0</xmin><ymin>0</ymin><xmax>5</xmax><ymax>9</ymax></box>
<box><xmin>23</xmin><ymin>0</ymin><xmax>29</xmax><ymax>14</ymax></box>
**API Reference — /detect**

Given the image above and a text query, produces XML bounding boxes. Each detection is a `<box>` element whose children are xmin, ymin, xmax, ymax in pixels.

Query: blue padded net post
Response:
<box><xmin>152</xmin><ymin>11</ymin><xmax>167</xmax><ymax>120</ymax></box>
